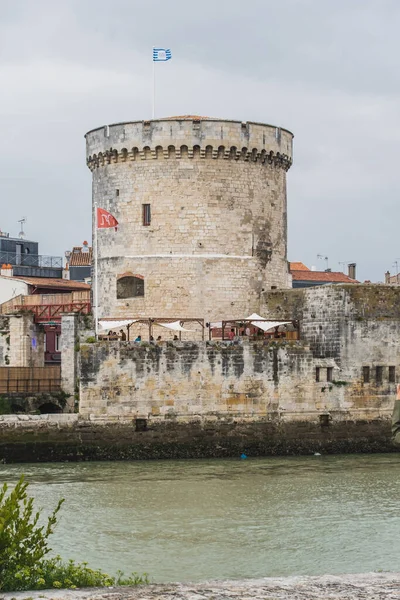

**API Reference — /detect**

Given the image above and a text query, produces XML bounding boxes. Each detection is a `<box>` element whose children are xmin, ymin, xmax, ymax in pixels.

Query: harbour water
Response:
<box><xmin>1</xmin><ymin>454</ymin><xmax>399</xmax><ymax>583</ymax></box>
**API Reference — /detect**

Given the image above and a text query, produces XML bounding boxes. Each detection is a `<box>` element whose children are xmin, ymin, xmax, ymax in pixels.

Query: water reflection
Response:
<box><xmin>0</xmin><ymin>454</ymin><xmax>399</xmax><ymax>582</ymax></box>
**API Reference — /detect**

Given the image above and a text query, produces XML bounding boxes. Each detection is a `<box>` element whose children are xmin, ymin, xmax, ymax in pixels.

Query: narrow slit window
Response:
<box><xmin>327</xmin><ymin>367</ymin><xmax>333</xmax><ymax>382</ymax></box>
<box><xmin>376</xmin><ymin>366</ymin><xmax>383</xmax><ymax>385</ymax></box>
<box><xmin>116</xmin><ymin>189</ymin><xmax>120</xmax><ymax>197</ymax></box>
<box><xmin>363</xmin><ymin>366</ymin><xmax>370</xmax><ymax>383</ymax></box>
<box><xmin>142</xmin><ymin>204</ymin><xmax>151</xmax><ymax>226</ymax></box>
<box><xmin>389</xmin><ymin>366</ymin><xmax>396</xmax><ymax>383</ymax></box>
<box><xmin>315</xmin><ymin>367</ymin><xmax>320</xmax><ymax>382</ymax></box>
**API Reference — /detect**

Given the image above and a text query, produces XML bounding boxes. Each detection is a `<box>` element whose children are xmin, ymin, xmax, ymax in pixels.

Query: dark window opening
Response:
<box><xmin>116</xmin><ymin>189</ymin><xmax>120</xmax><ymax>196</ymax></box>
<box><xmin>363</xmin><ymin>366</ymin><xmax>370</xmax><ymax>383</ymax></box>
<box><xmin>135</xmin><ymin>418</ymin><xmax>147</xmax><ymax>432</ymax></box>
<box><xmin>327</xmin><ymin>367</ymin><xmax>333</xmax><ymax>382</ymax></box>
<box><xmin>315</xmin><ymin>367</ymin><xmax>320</xmax><ymax>382</ymax></box>
<box><xmin>389</xmin><ymin>366</ymin><xmax>396</xmax><ymax>383</ymax></box>
<box><xmin>117</xmin><ymin>276</ymin><xmax>144</xmax><ymax>299</ymax></box>
<box><xmin>143</xmin><ymin>204</ymin><xmax>151</xmax><ymax>226</ymax></box>
<box><xmin>376</xmin><ymin>366</ymin><xmax>383</xmax><ymax>385</ymax></box>
<box><xmin>319</xmin><ymin>414</ymin><xmax>330</xmax><ymax>427</ymax></box>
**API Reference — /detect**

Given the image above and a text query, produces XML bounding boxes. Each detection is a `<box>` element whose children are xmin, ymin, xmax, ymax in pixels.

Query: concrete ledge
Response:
<box><xmin>3</xmin><ymin>573</ymin><xmax>400</xmax><ymax>600</ymax></box>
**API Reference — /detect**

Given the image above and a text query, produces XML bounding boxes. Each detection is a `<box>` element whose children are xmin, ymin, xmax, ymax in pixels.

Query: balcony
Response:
<box><xmin>0</xmin><ymin>251</ymin><xmax>63</xmax><ymax>269</ymax></box>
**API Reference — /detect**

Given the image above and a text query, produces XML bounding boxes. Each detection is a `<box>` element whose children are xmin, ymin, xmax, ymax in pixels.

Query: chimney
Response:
<box><xmin>385</xmin><ymin>271</ymin><xmax>391</xmax><ymax>284</ymax></box>
<box><xmin>1</xmin><ymin>264</ymin><xmax>13</xmax><ymax>277</ymax></box>
<box><xmin>348</xmin><ymin>263</ymin><xmax>356</xmax><ymax>280</ymax></box>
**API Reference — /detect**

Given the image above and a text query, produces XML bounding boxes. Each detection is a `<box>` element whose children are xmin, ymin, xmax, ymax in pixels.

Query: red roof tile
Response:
<box><xmin>11</xmin><ymin>276</ymin><xmax>90</xmax><ymax>290</ymax></box>
<box><xmin>69</xmin><ymin>246</ymin><xmax>92</xmax><ymax>267</ymax></box>
<box><xmin>289</xmin><ymin>262</ymin><xmax>310</xmax><ymax>271</ymax></box>
<box><xmin>291</xmin><ymin>270</ymin><xmax>358</xmax><ymax>283</ymax></box>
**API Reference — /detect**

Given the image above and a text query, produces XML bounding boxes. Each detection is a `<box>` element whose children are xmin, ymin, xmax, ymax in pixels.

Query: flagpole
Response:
<box><xmin>94</xmin><ymin>201</ymin><xmax>99</xmax><ymax>339</ymax></box>
<box><xmin>152</xmin><ymin>47</ymin><xmax>155</xmax><ymax>119</ymax></box>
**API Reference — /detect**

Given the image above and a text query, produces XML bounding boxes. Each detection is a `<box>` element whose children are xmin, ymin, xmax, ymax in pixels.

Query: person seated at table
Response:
<box><xmin>173</xmin><ymin>335</ymin><xmax>179</xmax><ymax>340</ymax></box>
<box><xmin>156</xmin><ymin>336</ymin><xmax>162</xmax><ymax>343</ymax></box>
<box><xmin>134</xmin><ymin>335</ymin><xmax>141</xmax><ymax>343</ymax></box>
<box><xmin>120</xmin><ymin>329</ymin><xmax>127</xmax><ymax>341</ymax></box>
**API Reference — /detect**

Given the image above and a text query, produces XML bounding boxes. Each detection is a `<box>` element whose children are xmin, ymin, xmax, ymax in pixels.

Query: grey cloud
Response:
<box><xmin>0</xmin><ymin>0</ymin><xmax>399</xmax><ymax>281</ymax></box>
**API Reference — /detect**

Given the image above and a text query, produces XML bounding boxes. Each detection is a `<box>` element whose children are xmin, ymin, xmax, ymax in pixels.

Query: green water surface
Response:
<box><xmin>1</xmin><ymin>454</ymin><xmax>399</xmax><ymax>582</ymax></box>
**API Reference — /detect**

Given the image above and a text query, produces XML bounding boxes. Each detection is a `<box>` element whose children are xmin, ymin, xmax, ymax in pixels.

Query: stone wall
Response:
<box><xmin>79</xmin><ymin>335</ymin><xmax>395</xmax><ymax>423</ymax></box>
<box><xmin>0</xmin><ymin>315</ymin><xmax>10</xmax><ymax>365</ymax></box>
<box><xmin>86</xmin><ymin>117</ymin><xmax>293</xmax><ymax>323</ymax></box>
<box><xmin>8</xmin><ymin>313</ymin><xmax>44</xmax><ymax>367</ymax></box>
<box><xmin>0</xmin><ymin>413</ymin><xmax>392</xmax><ymax>463</ymax></box>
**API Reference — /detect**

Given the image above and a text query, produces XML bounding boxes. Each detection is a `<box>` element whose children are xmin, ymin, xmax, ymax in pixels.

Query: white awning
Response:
<box><xmin>155</xmin><ymin>320</ymin><xmax>192</xmax><ymax>332</ymax></box>
<box><xmin>98</xmin><ymin>319</ymin><xmax>138</xmax><ymax>330</ymax></box>
<box><xmin>245</xmin><ymin>313</ymin><xmax>291</xmax><ymax>332</ymax></box>
<box><xmin>250</xmin><ymin>319</ymin><xmax>292</xmax><ymax>332</ymax></box>
<box><xmin>246</xmin><ymin>312</ymin><xmax>268</xmax><ymax>321</ymax></box>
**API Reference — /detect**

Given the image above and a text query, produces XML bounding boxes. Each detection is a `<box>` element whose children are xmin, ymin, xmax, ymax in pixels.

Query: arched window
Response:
<box><xmin>117</xmin><ymin>273</ymin><xmax>144</xmax><ymax>299</ymax></box>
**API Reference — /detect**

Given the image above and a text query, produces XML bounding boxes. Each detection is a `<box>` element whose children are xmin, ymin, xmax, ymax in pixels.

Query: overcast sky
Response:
<box><xmin>1</xmin><ymin>0</ymin><xmax>399</xmax><ymax>282</ymax></box>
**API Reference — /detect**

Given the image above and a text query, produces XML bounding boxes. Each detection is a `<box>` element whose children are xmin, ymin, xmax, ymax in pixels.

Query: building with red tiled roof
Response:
<box><xmin>65</xmin><ymin>242</ymin><xmax>92</xmax><ymax>282</ymax></box>
<box><xmin>290</xmin><ymin>262</ymin><xmax>358</xmax><ymax>288</ymax></box>
<box><xmin>289</xmin><ymin>262</ymin><xmax>310</xmax><ymax>272</ymax></box>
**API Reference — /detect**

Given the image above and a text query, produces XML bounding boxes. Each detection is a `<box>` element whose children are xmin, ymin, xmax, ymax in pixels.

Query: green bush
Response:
<box><xmin>0</xmin><ymin>396</ymin><xmax>12</xmax><ymax>414</ymax></box>
<box><xmin>85</xmin><ymin>336</ymin><xmax>96</xmax><ymax>343</ymax></box>
<box><xmin>0</xmin><ymin>477</ymin><xmax>148</xmax><ymax>592</ymax></box>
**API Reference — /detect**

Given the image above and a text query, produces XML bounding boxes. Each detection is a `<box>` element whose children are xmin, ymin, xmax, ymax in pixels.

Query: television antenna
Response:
<box><xmin>317</xmin><ymin>254</ymin><xmax>329</xmax><ymax>270</ymax></box>
<box><xmin>18</xmin><ymin>217</ymin><xmax>27</xmax><ymax>240</ymax></box>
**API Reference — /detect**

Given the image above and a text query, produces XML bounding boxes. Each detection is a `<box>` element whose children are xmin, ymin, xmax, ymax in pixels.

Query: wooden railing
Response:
<box><xmin>0</xmin><ymin>366</ymin><xmax>61</xmax><ymax>394</ymax></box>
<box><xmin>0</xmin><ymin>291</ymin><xmax>91</xmax><ymax>320</ymax></box>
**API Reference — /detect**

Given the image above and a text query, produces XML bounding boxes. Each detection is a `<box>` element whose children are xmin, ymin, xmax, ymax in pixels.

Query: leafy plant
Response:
<box><xmin>0</xmin><ymin>477</ymin><xmax>64</xmax><ymax>591</ymax></box>
<box><xmin>85</xmin><ymin>336</ymin><xmax>96</xmax><ymax>343</ymax></box>
<box><xmin>0</xmin><ymin>477</ymin><xmax>148</xmax><ymax>592</ymax></box>
<box><xmin>0</xmin><ymin>396</ymin><xmax>12</xmax><ymax>414</ymax></box>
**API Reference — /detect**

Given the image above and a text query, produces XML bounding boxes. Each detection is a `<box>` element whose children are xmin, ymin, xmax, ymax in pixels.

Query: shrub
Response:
<box><xmin>0</xmin><ymin>477</ymin><xmax>64</xmax><ymax>591</ymax></box>
<box><xmin>0</xmin><ymin>477</ymin><xmax>148</xmax><ymax>592</ymax></box>
<box><xmin>85</xmin><ymin>336</ymin><xmax>96</xmax><ymax>343</ymax></box>
<box><xmin>0</xmin><ymin>396</ymin><xmax>12</xmax><ymax>414</ymax></box>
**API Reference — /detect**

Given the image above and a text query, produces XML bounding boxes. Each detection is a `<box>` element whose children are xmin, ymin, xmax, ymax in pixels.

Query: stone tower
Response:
<box><xmin>85</xmin><ymin>116</ymin><xmax>293</xmax><ymax>322</ymax></box>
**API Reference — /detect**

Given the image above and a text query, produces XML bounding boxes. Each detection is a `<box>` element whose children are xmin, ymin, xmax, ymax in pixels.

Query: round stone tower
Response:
<box><xmin>85</xmin><ymin>116</ymin><xmax>293</xmax><ymax>321</ymax></box>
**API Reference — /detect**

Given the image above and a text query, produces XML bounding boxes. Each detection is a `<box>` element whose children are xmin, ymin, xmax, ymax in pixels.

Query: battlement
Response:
<box><xmin>85</xmin><ymin>117</ymin><xmax>293</xmax><ymax>171</ymax></box>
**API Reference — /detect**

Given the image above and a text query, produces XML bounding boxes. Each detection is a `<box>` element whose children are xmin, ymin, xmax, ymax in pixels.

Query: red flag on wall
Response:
<box><xmin>97</xmin><ymin>208</ymin><xmax>118</xmax><ymax>230</ymax></box>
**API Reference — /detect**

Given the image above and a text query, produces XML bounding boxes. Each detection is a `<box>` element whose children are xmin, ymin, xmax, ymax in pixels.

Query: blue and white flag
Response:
<box><xmin>153</xmin><ymin>48</ymin><xmax>172</xmax><ymax>62</ymax></box>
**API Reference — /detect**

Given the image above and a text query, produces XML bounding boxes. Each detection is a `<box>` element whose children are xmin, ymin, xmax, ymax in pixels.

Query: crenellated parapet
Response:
<box><xmin>86</xmin><ymin>145</ymin><xmax>292</xmax><ymax>171</ymax></box>
<box><xmin>85</xmin><ymin>116</ymin><xmax>293</xmax><ymax>172</ymax></box>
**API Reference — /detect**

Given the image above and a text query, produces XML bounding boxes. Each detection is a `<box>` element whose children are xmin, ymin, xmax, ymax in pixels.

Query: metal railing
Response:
<box><xmin>0</xmin><ymin>251</ymin><xmax>63</xmax><ymax>268</ymax></box>
<box><xmin>0</xmin><ymin>379</ymin><xmax>62</xmax><ymax>394</ymax></box>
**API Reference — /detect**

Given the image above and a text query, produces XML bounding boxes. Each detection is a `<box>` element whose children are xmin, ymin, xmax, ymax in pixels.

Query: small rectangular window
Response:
<box><xmin>55</xmin><ymin>333</ymin><xmax>61</xmax><ymax>352</ymax></box>
<box><xmin>363</xmin><ymin>366</ymin><xmax>370</xmax><ymax>383</ymax></box>
<box><xmin>315</xmin><ymin>367</ymin><xmax>320</xmax><ymax>382</ymax></box>
<box><xmin>389</xmin><ymin>366</ymin><xmax>396</xmax><ymax>383</ymax></box>
<box><xmin>327</xmin><ymin>367</ymin><xmax>333</xmax><ymax>382</ymax></box>
<box><xmin>116</xmin><ymin>189</ymin><xmax>119</xmax><ymax>197</ymax></box>
<box><xmin>142</xmin><ymin>204</ymin><xmax>151</xmax><ymax>226</ymax></box>
<box><xmin>376</xmin><ymin>366</ymin><xmax>383</xmax><ymax>385</ymax></box>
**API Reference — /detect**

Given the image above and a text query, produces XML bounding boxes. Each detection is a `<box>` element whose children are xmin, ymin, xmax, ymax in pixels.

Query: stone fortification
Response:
<box><xmin>77</xmin><ymin>285</ymin><xmax>400</xmax><ymax>425</ymax></box>
<box><xmin>85</xmin><ymin>117</ymin><xmax>293</xmax><ymax>322</ymax></box>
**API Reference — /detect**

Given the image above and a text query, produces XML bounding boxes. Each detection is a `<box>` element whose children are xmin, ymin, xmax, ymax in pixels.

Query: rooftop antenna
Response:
<box><xmin>18</xmin><ymin>217</ymin><xmax>27</xmax><ymax>240</ymax></box>
<box><xmin>317</xmin><ymin>254</ymin><xmax>329</xmax><ymax>270</ymax></box>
